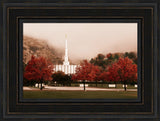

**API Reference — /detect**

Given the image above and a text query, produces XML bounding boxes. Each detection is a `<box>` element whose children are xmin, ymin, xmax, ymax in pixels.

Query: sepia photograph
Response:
<box><xmin>1</xmin><ymin>0</ymin><xmax>159</xmax><ymax>120</ymax></box>
<box><xmin>23</xmin><ymin>23</ymin><xmax>138</xmax><ymax>99</ymax></box>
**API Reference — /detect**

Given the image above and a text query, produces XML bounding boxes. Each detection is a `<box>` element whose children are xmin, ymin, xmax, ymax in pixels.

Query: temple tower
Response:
<box><xmin>54</xmin><ymin>34</ymin><xmax>77</xmax><ymax>75</ymax></box>
<box><xmin>63</xmin><ymin>34</ymin><xmax>70</xmax><ymax>65</ymax></box>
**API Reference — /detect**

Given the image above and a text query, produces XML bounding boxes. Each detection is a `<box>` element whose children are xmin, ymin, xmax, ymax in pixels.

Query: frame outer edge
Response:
<box><xmin>0</xmin><ymin>1</ymin><xmax>3</xmax><ymax>121</ymax></box>
<box><xmin>1</xmin><ymin>0</ymin><xmax>160</xmax><ymax>121</ymax></box>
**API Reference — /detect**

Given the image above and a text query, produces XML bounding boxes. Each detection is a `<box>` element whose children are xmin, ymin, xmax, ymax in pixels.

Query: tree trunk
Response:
<box><xmin>96</xmin><ymin>81</ymin><xmax>97</xmax><ymax>87</ymax></box>
<box><xmin>83</xmin><ymin>80</ymin><xmax>86</xmax><ymax>91</ymax></box>
<box><xmin>40</xmin><ymin>81</ymin><xmax>43</xmax><ymax>90</ymax></box>
<box><xmin>124</xmin><ymin>83</ymin><xmax>127</xmax><ymax>91</ymax></box>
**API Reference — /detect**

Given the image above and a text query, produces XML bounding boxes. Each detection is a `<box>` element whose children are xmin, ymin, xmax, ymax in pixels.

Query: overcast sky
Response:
<box><xmin>23</xmin><ymin>23</ymin><xmax>137</xmax><ymax>63</ymax></box>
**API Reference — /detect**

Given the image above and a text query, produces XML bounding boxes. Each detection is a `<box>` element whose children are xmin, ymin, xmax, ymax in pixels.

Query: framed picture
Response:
<box><xmin>0</xmin><ymin>0</ymin><xmax>159</xmax><ymax>121</ymax></box>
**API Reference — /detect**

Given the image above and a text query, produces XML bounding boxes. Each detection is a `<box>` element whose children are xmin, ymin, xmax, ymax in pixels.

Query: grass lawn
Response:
<box><xmin>23</xmin><ymin>90</ymin><xmax>137</xmax><ymax>99</ymax></box>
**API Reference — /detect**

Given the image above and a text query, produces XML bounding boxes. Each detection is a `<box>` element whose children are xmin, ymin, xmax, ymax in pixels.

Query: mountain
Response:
<box><xmin>23</xmin><ymin>36</ymin><xmax>64</xmax><ymax>64</ymax></box>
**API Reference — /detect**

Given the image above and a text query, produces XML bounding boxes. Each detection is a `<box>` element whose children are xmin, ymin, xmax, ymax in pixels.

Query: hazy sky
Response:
<box><xmin>23</xmin><ymin>23</ymin><xmax>137</xmax><ymax>63</ymax></box>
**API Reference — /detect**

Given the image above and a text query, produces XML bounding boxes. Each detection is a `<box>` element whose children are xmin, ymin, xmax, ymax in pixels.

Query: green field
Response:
<box><xmin>23</xmin><ymin>90</ymin><xmax>137</xmax><ymax>99</ymax></box>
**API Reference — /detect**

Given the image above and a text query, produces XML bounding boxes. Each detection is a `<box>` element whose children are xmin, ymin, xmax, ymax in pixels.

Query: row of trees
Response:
<box><xmin>90</xmin><ymin>52</ymin><xmax>137</xmax><ymax>70</ymax></box>
<box><xmin>72</xmin><ymin>57</ymin><xmax>137</xmax><ymax>91</ymax></box>
<box><xmin>24</xmin><ymin>55</ymin><xmax>73</xmax><ymax>90</ymax></box>
<box><xmin>24</xmin><ymin>52</ymin><xmax>137</xmax><ymax>91</ymax></box>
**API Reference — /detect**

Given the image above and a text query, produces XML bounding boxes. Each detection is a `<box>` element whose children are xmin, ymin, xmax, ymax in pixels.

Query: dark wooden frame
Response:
<box><xmin>0</xmin><ymin>0</ymin><xmax>159</xmax><ymax>121</ymax></box>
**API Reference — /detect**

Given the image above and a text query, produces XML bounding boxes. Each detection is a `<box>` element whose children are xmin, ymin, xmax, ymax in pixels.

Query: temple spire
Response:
<box><xmin>63</xmin><ymin>34</ymin><xmax>70</xmax><ymax>65</ymax></box>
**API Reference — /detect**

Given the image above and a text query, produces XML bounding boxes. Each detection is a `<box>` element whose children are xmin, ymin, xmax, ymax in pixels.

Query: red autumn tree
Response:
<box><xmin>24</xmin><ymin>55</ymin><xmax>54</xmax><ymax>90</ymax></box>
<box><xmin>108</xmin><ymin>57</ymin><xmax>137</xmax><ymax>91</ymax></box>
<box><xmin>99</xmin><ymin>71</ymin><xmax>109</xmax><ymax>82</ymax></box>
<box><xmin>72</xmin><ymin>60</ymin><xmax>101</xmax><ymax>90</ymax></box>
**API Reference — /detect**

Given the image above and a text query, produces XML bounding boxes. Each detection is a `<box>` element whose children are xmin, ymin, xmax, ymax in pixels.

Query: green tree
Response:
<box><xmin>90</xmin><ymin>54</ymin><xmax>106</xmax><ymax>69</ymax></box>
<box><xmin>114</xmin><ymin>54</ymin><xmax>119</xmax><ymax>60</ymax></box>
<box><xmin>63</xmin><ymin>75</ymin><xmax>73</xmax><ymax>86</ymax></box>
<box><xmin>52</xmin><ymin>71</ymin><xmax>73</xmax><ymax>86</ymax></box>
<box><xmin>124</xmin><ymin>52</ymin><xmax>137</xmax><ymax>64</ymax></box>
<box><xmin>52</xmin><ymin>71</ymin><xmax>65</xmax><ymax>86</ymax></box>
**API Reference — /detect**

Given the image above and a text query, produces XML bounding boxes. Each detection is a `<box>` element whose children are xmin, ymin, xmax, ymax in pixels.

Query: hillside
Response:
<box><xmin>23</xmin><ymin>36</ymin><xmax>64</xmax><ymax>64</ymax></box>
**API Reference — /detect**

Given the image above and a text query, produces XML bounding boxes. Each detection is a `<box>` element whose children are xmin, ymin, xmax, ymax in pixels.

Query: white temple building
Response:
<box><xmin>54</xmin><ymin>35</ymin><xmax>77</xmax><ymax>75</ymax></box>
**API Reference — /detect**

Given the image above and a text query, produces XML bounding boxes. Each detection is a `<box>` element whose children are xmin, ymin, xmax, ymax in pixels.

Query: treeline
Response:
<box><xmin>90</xmin><ymin>52</ymin><xmax>137</xmax><ymax>70</ymax></box>
<box><xmin>72</xmin><ymin>52</ymin><xmax>137</xmax><ymax>91</ymax></box>
<box><xmin>23</xmin><ymin>52</ymin><xmax>137</xmax><ymax>91</ymax></box>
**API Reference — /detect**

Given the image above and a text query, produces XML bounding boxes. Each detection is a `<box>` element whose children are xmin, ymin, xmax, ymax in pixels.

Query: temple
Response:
<box><xmin>63</xmin><ymin>34</ymin><xmax>70</xmax><ymax>65</ymax></box>
<box><xmin>54</xmin><ymin>35</ymin><xmax>77</xmax><ymax>75</ymax></box>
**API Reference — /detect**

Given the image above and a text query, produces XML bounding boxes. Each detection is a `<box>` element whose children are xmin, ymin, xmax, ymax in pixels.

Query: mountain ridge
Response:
<box><xmin>23</xmin><ymin>36</ymin><xmax>64</xmax><ymax>64</ymax></box>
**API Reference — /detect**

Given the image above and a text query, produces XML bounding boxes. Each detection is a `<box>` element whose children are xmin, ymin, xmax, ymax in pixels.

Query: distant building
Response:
<box><xmin>54</xmin><ymin>35</ymin><xmax>77</xmax><ymax>75</ymax></box>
